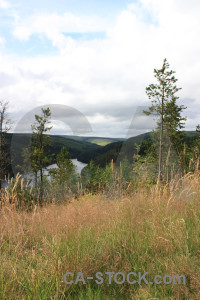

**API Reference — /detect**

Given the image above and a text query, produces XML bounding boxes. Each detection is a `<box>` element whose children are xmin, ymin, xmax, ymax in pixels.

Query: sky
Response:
<box><xmin>0</xmin><ymin>0</ymin><xmax>200</xmax><ymax>138</ymax></box>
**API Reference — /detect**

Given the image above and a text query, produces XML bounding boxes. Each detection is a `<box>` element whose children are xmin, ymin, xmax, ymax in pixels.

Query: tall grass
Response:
<box><xmin>0</xmin><ymin>174</ymin><xmax>37</xmax><ymax>210</ymax></box>
<box><xmin>0</xmin><ymin>169</ymin><xmax>200</xmax><ymax>299</ymax></box>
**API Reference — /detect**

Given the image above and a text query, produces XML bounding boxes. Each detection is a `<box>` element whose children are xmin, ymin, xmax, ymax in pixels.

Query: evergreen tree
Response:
<box><xmin>0</xmin><ymin>100</ymin><xmax>12</xmax><ymax>189</ymax></box>
<box><xmin>164</xmin><ymin>97</ymin><xmax>186</xmax><ymax>153</ymax></box>
<box><xmin>144</xmin><ymin>58</ymin><xmax>186</xmax><ymax>181</ymax></box>
<box><xmin>30</xmin><ymin>107</ymin><xmax>52</xmax><ymax>204</ymax></box>
<box><xmin>50</xmin><ymin>146</ymin><xmax>75</xmax><ymax>185</ymax></box>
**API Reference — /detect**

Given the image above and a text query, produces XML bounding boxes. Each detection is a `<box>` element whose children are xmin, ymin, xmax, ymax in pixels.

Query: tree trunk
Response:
<box><xmin>158</xmin><ymin>85</ymin><xmax>164</xmax><ymax>183</ymax></box>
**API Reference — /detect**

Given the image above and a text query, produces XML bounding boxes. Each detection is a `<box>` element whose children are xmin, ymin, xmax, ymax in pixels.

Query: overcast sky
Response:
<box><xmin>0</xmin><ymin>0</ymin><xmax>200</xmax><ymax>138</ymax></box>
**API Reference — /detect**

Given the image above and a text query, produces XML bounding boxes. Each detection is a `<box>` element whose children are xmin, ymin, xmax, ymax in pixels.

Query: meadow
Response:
<box><xmin>87</xmin><ymin>138</ymin><xmax>117</xmax><ymax>146</ymax></box>
<box><xmin>0</xmin><ymin>169</ymin><xmax>200</xmax><ymax>299</ymax></box>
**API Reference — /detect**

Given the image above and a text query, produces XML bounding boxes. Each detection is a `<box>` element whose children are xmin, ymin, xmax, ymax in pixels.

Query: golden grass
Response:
<box><xmin>0</xmin><ymin>171</ymin><xmax>200</xmax><ymax>299</ymax></box>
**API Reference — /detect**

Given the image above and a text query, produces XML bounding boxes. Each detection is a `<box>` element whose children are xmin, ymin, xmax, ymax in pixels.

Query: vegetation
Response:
<box><xmin>0</xmin><ymin>58</ymin><xmax>200</xmax><ymax>298</ymax></box>
<box><xmin>0</xmin><ymin>169</ymin><xmax>200</xmax><ymax>299</ymax></box>
<box><xmin>9</xmin><ymin>133</ymin><xmax>102</xmax><ymax>171</ymax></box>
<box><xmin>24</xmin><ymin>108</ymin><xmax>53</xmax><ymax>204</ymax></box>
<box><xmin>144</xmin><ymin>58</ymin><xmax>186</xmax><ymax>182</ymax></box>
<box><xmin>0</xmin><ymin>100</ymin><xmax>11</xmax><ymax>188</ymax></box>
<box><xmin>50</xmin><ymin>146</ymin><xmax>75</xmax><ymax>185</ymax></box>
<box><xmin>49</xmin><ymin>147</ymin><xmax>78</xmax><ymax>200</ymax></box>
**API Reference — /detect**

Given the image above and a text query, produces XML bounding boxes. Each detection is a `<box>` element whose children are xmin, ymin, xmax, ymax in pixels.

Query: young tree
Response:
<box><xmin>30</xmin><ymin>107</ymin><xmax>52</xmax><ymax>203</ymax></box>
<box><xmin>50</xmin><ymin>146</ymin><xmax>75</xmax><ymax>185</ymax></box>
<box><xmin>0</xmin><ymin>100</ymin><xmax>12</xmax><ymax>189</ymax></box>
<box><xmin>144</xmin><ymin>58</ymin><xmax>186</xmax><ymax>182</ymax></box>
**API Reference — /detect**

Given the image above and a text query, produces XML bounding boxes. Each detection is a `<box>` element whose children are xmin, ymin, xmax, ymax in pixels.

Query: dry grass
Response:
<box><xmin>0</xmin><ymin>171</ymin><xmax>200</xmax><ymax>299</ymax></box>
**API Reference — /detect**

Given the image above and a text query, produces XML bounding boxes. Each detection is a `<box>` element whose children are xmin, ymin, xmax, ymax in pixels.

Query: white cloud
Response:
<box><xmin>13</xmin><ymin>12</ymin><xmax>109</xmax><ymax>45</ymax></box>
<box><xmin>12</xmin><ymin>12</ymin><xmax>110</xmax><ymax>51</ymax></box>
<box><xmin>0</xmin><ymin>36</ymin><xmax>5</xmax><ymax>45</ymax></box>
<box><xmin>0</xmin><ymin>0</ymin><xmax>10</xmax><ymax>9</ymax></box>
<box><xmin>1</xmin><ymin>0</ymin><xmax>200</xmax><ymax>136</ymax></box>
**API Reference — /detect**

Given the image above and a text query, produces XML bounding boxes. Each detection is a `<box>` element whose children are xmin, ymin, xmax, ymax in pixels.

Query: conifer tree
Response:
<box><xmin>50</xmin><ymin>146</ymin><xmax>75</xmax><ymax>185</ymax></box>
<box><xmin>30</xmin><ymin>107</ymin><xmax>52</xmax><ymax>204</ymax></box>
<box><xmin>144</xmin><ymin>58</ymin><xmax>186</xmax><ymax>181</ymax></box>
<box><xmin>0</xmin><ymin>100</ymin><xmax>11</xmax><ymax>189</ymax></box>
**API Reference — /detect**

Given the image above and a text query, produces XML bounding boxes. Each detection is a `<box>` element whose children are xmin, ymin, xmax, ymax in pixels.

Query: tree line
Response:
<box><xmin>0</xmin><ymin>58</ymin><xmax>200</xmax><ymax>207</ymax></box>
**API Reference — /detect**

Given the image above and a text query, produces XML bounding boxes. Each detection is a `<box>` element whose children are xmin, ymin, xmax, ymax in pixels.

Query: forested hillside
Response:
<box><xmin>5</xmin><ymin>133</ymin><xmax>123</xmax><ymax>175</ymax></box>
<box><xmin>5</xmin><ymin>130</ymin><xmax>199</xmax><ymax>177</ymax></box>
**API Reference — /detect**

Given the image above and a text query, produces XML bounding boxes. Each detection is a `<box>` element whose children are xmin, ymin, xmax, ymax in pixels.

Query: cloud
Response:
<box><xmin>13</xmin><ymin>12</ymin><xmax>109</xmax><ymax>48</ymax></box>
<box><xmin>0</xmin><ymin>72</ymin><xmax>18</xmax><ymax>87</ymax></box>
<box><xmin>0</xmin><ymin>0</ymin><xmax>10</xmax><ymax>9</ymax></box>
<box><xmin>0</xmin><ymin>36</ymin><xmax>5</xmax><ymax>45</ymax></box>
<box><xmin>1</xmin><ymin>0</ymin><xmax>200</xmax><ymax>137</ymax></box>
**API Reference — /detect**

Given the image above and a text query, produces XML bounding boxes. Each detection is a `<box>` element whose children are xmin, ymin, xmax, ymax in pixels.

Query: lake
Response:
<box><xmin>21</xmin><ymin>159</ymin><xmax>87</xmax><ymax>185</ymax></box>
<box><xmin>3</xmin><ymin>159</ymin><xmax>87</xmax><ymax>188</ymax></box>
<box><xmin>46</xmin><ymin>159</ymin><xmax>87</xmax><ymax>175</ymax></box>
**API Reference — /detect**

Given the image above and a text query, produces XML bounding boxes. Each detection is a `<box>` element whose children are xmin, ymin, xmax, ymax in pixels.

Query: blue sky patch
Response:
<box><xmin>63</xmin><ymin>32</ymin><xmax>106</xmax><ymax>40</ymax></box>
<box><xmin>3</xmin><ymin>33</ymin><xmax>58</xmax><ymax>56</ymax></box>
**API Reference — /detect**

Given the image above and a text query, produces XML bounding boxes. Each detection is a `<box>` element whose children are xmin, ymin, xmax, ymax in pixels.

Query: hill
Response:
<box><xmin>91</xmin><ymin>132</ymin><xmax>152</xmax><ymax>167</ymax></box>
<box><xmin>60</xmin><ymin>135</ymin><xmax>125</xmax><ymax>146</ymax></box>
<box><xmin>8</xmin><ymin>133</ymin><xmax>101</xmax><ymax>174</ymax></box>
<box><xmin>6</xmin><ymin>130</ymin><xmax>199</xmax><ymax>175</ymax></box>
<box><xmin>90</xmin><ymin>131</ymin><xmax>199</xmax><ymax>168</ymax></box>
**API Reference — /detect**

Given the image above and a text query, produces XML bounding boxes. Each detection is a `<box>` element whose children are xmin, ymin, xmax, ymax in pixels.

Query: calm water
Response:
<box><xmin>13</xmin><ymin>159</ymin><xmax>86</xmax><ymax>186</ymax></box>
<box><xmin>46</xmin><ymin>159</ymin><xmax>87</xmax><ymax>175</ymax></box>
<box><xmin>3</xmin><ymin>159</ymin><xmax>87</xmax><ymax>187</ymax></box>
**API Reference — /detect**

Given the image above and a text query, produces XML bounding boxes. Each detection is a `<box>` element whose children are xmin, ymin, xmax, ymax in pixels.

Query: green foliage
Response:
<box><xmin>82</xmin><ymin>158</ymin><xmax>134</xmax><ymax>197</ymax></box>
<box><xmin>196</xmin><ymin>124</ymin><xmax>200</xmax><ymax>144</ymax></box>
<box><xmin>82</xmin><ymin>161</ymin><xmax>113</xmax><ymax>193</ymax></box>
<box><xmin>138</xmin><ymin>139</ymin><xmax>157</xmax><ymax>161</ymax></box>
<box><xmin>30</xmin><ymin>108</ymin><xmax>53</xmax><ymax>177</ymax></box>
<box><xmin>164</xmin><ymin>98</ymin><xmax>186</xmax><ymax>152</ymax></box>
<box><xmin>186</xmin><ymin>124</ymin><xmax>200</xmax><ymax>172</ymax></box>
<box><xmin>20</xmin><ymin>107</ymin><xmax>53</xmax><ymax>205</ymax></box>
<box><xmin>0</xmin><ymin>101</ymin><xmax>12</xmax><ymax>188</ymax></box>
<box><xmin>145</xmin><ymin>58</ymin><xmax>183</xmax><ymax>116</ymax></box>
<box><xmin>133</xmin><ymin>142</ymin><xmax>158</xmax><ymax>185</ymax></box>
<box><xmin>50</xmin><ymin>147</ymin><xmax>76</xmax><ymax>185</ymax></box>
<box><xmin>144</xmin><ymin>58</ymin><xmax>186</xmax><ymax>180</ymax></box>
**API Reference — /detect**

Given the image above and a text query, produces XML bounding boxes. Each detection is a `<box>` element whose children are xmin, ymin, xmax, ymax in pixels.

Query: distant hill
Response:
<box><xmin>8</xmin><ymin>133</ymin><xmax>124</xmax><ymax>174</ymax></box>
<box><xmin>91</xmin><ymin>133</ymin><xmax>151</xmax><ymax>167</ymax></box>
<box><xmin>8</xmin><ymin>133</ymin><xmax>101</xmax><ymax>174</ymax></box>
<box><xmin>6</xmin><ymin>130</ymin><xmax>198</xmax><ymax>175</ymax></box>
<box><xmin>90</xmin><ymin>131</ymin><xmax>199</xmax><ymax>167</ymax></box>
<box><xmin>60</xmin><ymin>135</ymin><xmax>125</xmax><ymax>146</ymax></box>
